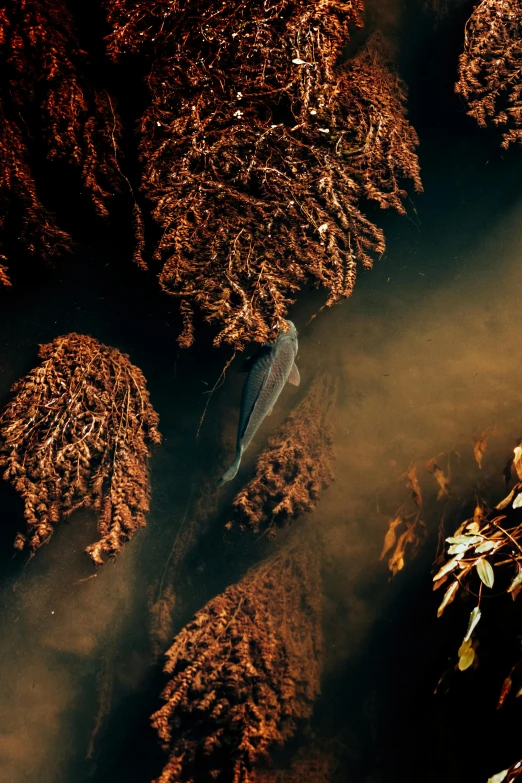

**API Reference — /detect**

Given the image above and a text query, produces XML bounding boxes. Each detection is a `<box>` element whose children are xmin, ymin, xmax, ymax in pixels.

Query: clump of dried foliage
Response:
<box><xmin>0</xmin><ymin>333</ymin><xmax>161</xmax><ymax>565</ymax></box>
<box><xmin>456</xmin><ymin>0</ymin><xmax>522</xmax><ymax>148</ymax></box>
<box><xmin>227</xmin><ymin>374</ymin><xmax>337</xmax><ymax>536</ymax></box>
<box><xmin>0</xmin><ymin>0</ymin><xmax>124</xmax><ymax>279</ymax></box>
<box><xmin>105</xmin><ymin>0</ymin><xmax>422</xmax><ymax>347</ymax></box>
<box><xmin>150</xmin><ymin>541</ymin><xmax>323</xmax><ymax>783</ymax></box>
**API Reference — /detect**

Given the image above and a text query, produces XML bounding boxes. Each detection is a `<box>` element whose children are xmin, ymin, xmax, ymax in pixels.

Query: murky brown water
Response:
<box><xmin>1</xmin><ymin>2</ymin><xmax>522</xmax><ymax>781</ymax></box>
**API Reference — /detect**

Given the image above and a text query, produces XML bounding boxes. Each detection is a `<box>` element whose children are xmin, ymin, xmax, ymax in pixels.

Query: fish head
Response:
<box><xmin>281</xmin><ymin>319</ymin><xmax>297</xmax><ymax>338</ymax></box>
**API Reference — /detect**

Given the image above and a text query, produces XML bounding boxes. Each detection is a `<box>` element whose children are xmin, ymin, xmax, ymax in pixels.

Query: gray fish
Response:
<box><xmin>218</xmin><ymin>320</ymin><xmax>300</xmax><ymax>485</ymax></box>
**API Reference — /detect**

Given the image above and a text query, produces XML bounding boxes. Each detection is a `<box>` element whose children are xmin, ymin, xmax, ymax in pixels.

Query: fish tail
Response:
<box><xmin>218</xmin><ymin>449</ymin><xmax>243</xmax><ymax>486</ymax></box>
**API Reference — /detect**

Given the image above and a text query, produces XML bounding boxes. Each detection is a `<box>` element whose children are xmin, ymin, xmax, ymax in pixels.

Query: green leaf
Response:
<box><xmin>476</xmin><ymin>558</ymin><xmax>495</xmax><ymax>588</ymax></box>
<box><xmin>464</xmin><ymin>606</ymin><xmax>481</xmax><ymax>642</ymax></box>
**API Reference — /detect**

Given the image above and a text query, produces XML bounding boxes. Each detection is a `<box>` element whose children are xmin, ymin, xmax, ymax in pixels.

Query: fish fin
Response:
<box><xmin>218</xmin><ymin>449</ymin><xmax>243</xmax><ymax>486</ymax></box>
<box><xmin>288</xmin><ymin>363</ymin><xmax>300</xmax><ymax>386</ymax></box>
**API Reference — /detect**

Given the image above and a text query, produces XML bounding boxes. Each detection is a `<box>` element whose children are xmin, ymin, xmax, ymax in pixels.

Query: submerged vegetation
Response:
<box><xmin>1</xmin><ymin>0</ymin><xmax>520</xmax><ymax>346</ymax></box>
<box><xmin>456</xmin><ymin>0</ymin><xmax>522</xmax><ymax>148</ymax></box>
<box><xmin>0</xmin><ymin>333</ymin><xmax>160</xmax><ymax>564</ymax></box>
<box><xmin>0</xmin><ymin>0</ymin><xmax>124</xmax><ymax>281</ymax></box>
<box><xmin>105</xmin><ymin>3</ymin><xmax>422</xmax><ymax>347</ymax></box>
<box><xmin>0</xmin><ymin>2</ymin><xmax>521</xmax><ymax>783</ymax></box>
<box><xmin>151</xmin><ymin>541</ymin><xmax>323</xmax><ymax>783</ymax></box>
<box><xmin>377</xmin><ymin>430</ymin><xmax>522</xmax><ymax>783</ymax></box>
<box><xmin>228</xmin><ymin>373</ymin><xmax>338</xmax><ymax>536</ymax></box>
<box><xmin>431</xmin><ymin>442</ymin><xmax>522</xmax><ymax>782</ymax></box>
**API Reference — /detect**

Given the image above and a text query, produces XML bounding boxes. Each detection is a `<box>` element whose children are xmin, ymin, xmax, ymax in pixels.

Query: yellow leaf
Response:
<box><xmin>433</xmin><ymin>553</ymin><xmax>465</xmax><ymax>582</ymax></box>
<box><xmin>437</xmin><ymin>581</ymin><xmax>459</xmax><ymax>618</ymax></box>
<box><xmin>446</xmin><ymin>535</ymin><xmax>482</xmax><ymax>545</ymax></box>
<box><xmin>380</xmin><ymin>515</ymin><xmax>403</xmax><ymax>560</ymax></box>
<box><xmin>507</xmin><ymin>570</ymin><xmax>522</xmax><ymax>595</ymax></box>
<box><xmin>473</xmin><ymin>503</ymin><xmax>484</xmax><ymax>523</ymax></box>
<box><xmin>476</xmin><ymin>558</ymin><xmax>495</xmax><ymax>589</ymax></box>
<box><xmin>464</xmin><ymin>606</ymin><xmax>481</xmax><ymax>642</ymax></box>
<box><xmin>487</xmin><ymin>771</ymin><xmax>508</xmax><ymax>783</ymax></box>
<box><xmin>497</xmin><ymin>677</ymin><xmax>512</xmax><ymax>709</ymax></box>
<box><xmin>475</xmin><ymin>540</ymin><xmax>497</xmax><ymax>554</ymax></box>
<box><xmin>497</xmin><ymin>485</ymin><xmax>522</xmax><ymax>510</ymax></box>
<box><xmin>514</xmin><ymin>445</ymin><xmax>522</xmax><ymax>481</ymax></box>
<box><xmin>406</xmin><ymin>464</ymin><xmax>422</xmax><ymax>506</ymax></box>
<box><xmin>474</xmin><ymin>427</ymin><xmax>495</xmax><ymax>469</ymax></box>
<box><xmin>458</xmin><ymin>638</ymin><xmax>475</xmax><ymax>671</ymax></box>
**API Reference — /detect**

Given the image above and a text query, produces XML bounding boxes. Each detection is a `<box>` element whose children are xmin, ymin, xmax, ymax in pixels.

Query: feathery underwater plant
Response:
<box><xmin>0</xmin><ymin>333</ymin><xmax>161</xmax><ymax>565</ymax></box>
<box><xmin>227</xmin><ymin>373</ymin><xmax>338</xmax><ymax>536</ymax></box>
<box><xmin>105</xmin><ymin>1</ymin><xmax>422</xmax><ymax>348</ymax></box>
<box><xmin>150</xmin><ymin>540</ymin><xmax>323</xmax><ymax>783</ymax></box>
<box><xmin>456</xmin><ymin>0</ymin><xmax>522</xmax><ymax>148</ymax></box>
<box><xmin>0</xmin><ymin>0</ymin><xmax>125</xmax><ymax>279</ymax></box>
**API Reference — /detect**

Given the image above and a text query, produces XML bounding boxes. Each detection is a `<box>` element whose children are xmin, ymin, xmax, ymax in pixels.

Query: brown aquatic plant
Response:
<box><xmin>0</xmin><ymin>1</ymin><xmax>125</xmax><ymax>279</ymax></box>
<box><xmin>105</xmin><ymin>2</ymin><xmax>422</xmax><ymax>347</ymax></box>
<box><xmin>227</xmin><ymin>374</ymin><xmax>337</xmax><ymax>536</ymax></box>
<box><xmin>150</xmin><ymin>540</ymin><xmax>323</xmax><ymax>783</ymax></box>
<box><xmin>455</xmin><ymin>0</ymin><xmax>522</xmax><ymax>148</ymax></box>
<box><xmin>0</xmin><ymin>96</ymin><xmax>72</xmax><ymax>281</ymax></box>
<box><xmin>0</xmin><ymin>333</ymin><xmax>161</xmax><ymax>565</ymax></box>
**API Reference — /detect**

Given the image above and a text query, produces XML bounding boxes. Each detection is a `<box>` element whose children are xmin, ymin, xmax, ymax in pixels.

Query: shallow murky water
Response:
<box><xmin>1</xmin><ymin>3</ymin><xmax>522</xmax><ymax>782</ymax></box>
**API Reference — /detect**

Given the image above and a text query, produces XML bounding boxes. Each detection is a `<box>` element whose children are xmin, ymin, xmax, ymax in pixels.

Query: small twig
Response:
<box><xmin>196</xmin><ymin>351</ymin><xmax>236</xmax><ymax>440</ymax></box>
